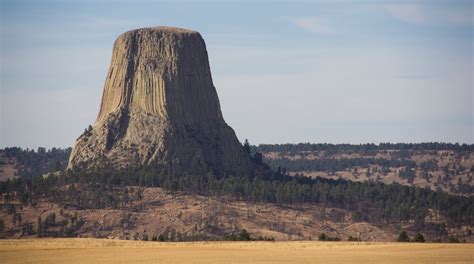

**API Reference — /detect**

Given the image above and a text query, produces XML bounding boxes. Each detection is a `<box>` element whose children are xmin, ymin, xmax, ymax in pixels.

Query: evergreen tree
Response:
<box><xmin>158</xmin><ymin>234</ymin><xmax>165</xmax><ymax>242</ymax></box>
<box><xmin>37</xmin><ymin>217</ymin><xmax>43</xmax><ymax>238</ymax></box>
<box><xmin>243</xmin><ymin>139</ymin><xmax>251</xmax><ymax>155</ymax></box>
<box><xmin>238</xmin><ymin>229</ymin><xmax>251</xmax><ymax>241</ymax></box>
<box><xmin>413</xmin><ymin>233</ymin><xmax>425</xmax><ymax>243</ymax></box>
<box><xmin>22</xmin><ymin>223</ymin><xmax>33</xmax><ymax>236</ymax></box>
<box><xmin>319</xmin><ymin>233</ymin><xmax>326</xmax><ymax>241</ymax></box>
<box><xmin>253</xmin><ymin>152</ymin><xmax>263</xmax><ymax>165</ymax></box>
<box><xmin>397</xmin><ymin>231</ymin><xmax>410</xmax><ymax>242</ymax></box>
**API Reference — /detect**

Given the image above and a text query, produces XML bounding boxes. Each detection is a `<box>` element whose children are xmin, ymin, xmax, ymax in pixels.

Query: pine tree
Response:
<box><xmin>319</xmin><ymin>233</ymin><xmax>327</xmax><ymax>241</ymax></box>
<box><xmin>37</xmin><ymin>217</ymin><xmax>43</xmax><ymax>238</ymax></box>
<box><xmin>243</xmin><ymin>139</ymin><xmax>251</xmax><ymax>155</ymax></box>
<box><xmin>397</xmin><ymin>231</ymin><xmax>410</xmax><ymax>242</ymax></box>
<box><xmin>413</xmin><ymin>233</ymin><xmax>425</xmax><ymax>243</ymax></box>
<box><xmin>238</xmin><ymin>229</ymin><xmax>251</xmax><ymax>241</ymax></box>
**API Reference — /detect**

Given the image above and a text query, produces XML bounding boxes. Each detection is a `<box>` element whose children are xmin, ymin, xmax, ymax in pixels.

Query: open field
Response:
<box><xmin>0</xmin><ymin>239</ymin><xmax>473</xmax><ymax>264</ymax></box>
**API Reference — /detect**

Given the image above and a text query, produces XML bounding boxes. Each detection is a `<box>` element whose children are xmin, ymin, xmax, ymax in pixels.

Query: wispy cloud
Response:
<box><xmin>385</xmin><ymin>3</ymin><xmax>473</xmax><ymax>26</ymax></box>
<box><xmin>287</xmin><ymin>16</ymin><xmax>334</xmax><ymax>34</ymax></box>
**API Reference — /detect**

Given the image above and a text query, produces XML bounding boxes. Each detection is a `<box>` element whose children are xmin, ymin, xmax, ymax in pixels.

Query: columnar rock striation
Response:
<box><xmin>68</xmin><ymin>26</ymin><xmax>255</xmax><ymax>176</ymax></box>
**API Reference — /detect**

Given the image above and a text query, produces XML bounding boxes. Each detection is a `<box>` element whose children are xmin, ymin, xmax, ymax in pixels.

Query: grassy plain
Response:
<box><xmin>0</xmin><ymin>238</ymin><xmax>472</xmax><ymax>264</ymax></box>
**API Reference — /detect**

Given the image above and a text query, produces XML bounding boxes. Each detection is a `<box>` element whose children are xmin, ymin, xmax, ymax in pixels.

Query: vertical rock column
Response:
<box><xmin>68</xmin><ymin>26</ymin><xmax>255</xmax><ymax>177</ymax></box>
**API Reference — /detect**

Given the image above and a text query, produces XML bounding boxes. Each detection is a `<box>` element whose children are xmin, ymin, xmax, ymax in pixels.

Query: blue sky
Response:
<box><xmin>1</xmin><ymin>0</ymin><xmax>473</xmax><ymax>148</ymax></box>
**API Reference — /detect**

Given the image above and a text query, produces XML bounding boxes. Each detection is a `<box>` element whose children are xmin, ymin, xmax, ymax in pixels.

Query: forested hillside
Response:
<box><xmin>0</xmin><ymin>147</ymin><xmax>71</xmax><ymax>180</ymax></box>
<box><xmin>253</xmin><ymin>143</ymin><xmax>474</xmax><ymax>195</ymax></box>
<box><xmin>0</xmin><ymin>143</ymin><xmax>472</xmax><ymax>241</ymax></box>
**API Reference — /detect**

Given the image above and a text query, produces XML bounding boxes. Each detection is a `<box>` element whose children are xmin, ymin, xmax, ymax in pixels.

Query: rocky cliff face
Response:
<box><xmin>68</xmin><ymin>27</ymin><xmax>255</xmax><ymax>176</ymax></box>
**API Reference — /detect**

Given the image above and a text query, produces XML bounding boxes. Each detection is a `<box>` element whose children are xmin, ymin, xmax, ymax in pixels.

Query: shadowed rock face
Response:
<box><xmin>68</xmin><ymin>26</ymin><xmax>255</xmax><ymax>176</ymax></box>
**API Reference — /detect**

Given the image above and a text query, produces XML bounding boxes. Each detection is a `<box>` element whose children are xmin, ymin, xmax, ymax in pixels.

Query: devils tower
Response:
<box><xmin>68</xmin><ymin>26</ymin><xmax>255</xmax><ymax>176</ymax></box>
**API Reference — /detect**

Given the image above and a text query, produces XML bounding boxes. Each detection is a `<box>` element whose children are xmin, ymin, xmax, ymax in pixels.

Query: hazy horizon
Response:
<box><xmin>1</xmin><ymin>0</ymin><xmax>473</xmax><ymax>149</ymax></box>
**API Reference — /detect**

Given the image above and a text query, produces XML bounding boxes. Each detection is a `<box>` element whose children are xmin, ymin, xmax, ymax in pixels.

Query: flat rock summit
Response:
<box><xmin>68</xmin><ymin>26</ymin><xmax>255</xmax><ymax>176</ymax></box>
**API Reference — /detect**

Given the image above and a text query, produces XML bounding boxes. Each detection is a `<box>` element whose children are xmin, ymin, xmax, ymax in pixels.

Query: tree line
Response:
<box><xmin>254</xmin><ymin>142</ymin><xmax>474</xmax><ymax>153</ymax></box>
<box><xmin>1</xmin><ymin>147</ymin><xmax>71</xmax><ymax>178</ymax></box>
<box><xmin>1</xmin><ymin>164</ymin><xmax>473</xmax><ymax>226</ymax></box>
<box><xmin>263</xmin><ymin>157</ymin><xmax>416</xmax><ymax>173</ymax></box>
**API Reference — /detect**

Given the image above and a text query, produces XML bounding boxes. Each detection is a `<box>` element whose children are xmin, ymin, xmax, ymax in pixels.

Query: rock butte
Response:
<box><xmin>68</xmin><ymin>26</ymin><xmax>255</xmax><ymax>176</ymax></box>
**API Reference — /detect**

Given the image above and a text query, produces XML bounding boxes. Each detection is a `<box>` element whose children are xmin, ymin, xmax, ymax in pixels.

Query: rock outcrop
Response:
<box><xmin>68</xmin><ymin>26</ymin><xmax>255</xmax><ymax>176</ymax></box>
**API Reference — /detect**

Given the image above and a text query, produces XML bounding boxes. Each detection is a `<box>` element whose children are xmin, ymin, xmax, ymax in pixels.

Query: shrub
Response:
<box><xmin>413</xmin><ymin>233</ymin><xmax>425</xmax><ymax>243</ymax></box>
<box><xmin>448</xmin><ymin>237</ymin><xmax>460</xmax><ymax>243</ymax></box>
<box><xmin>158</xmin><ymin>234</ymin><xmax>165</xmax><ymax>242</ymax></box>
<box><xmin>319</xmin><ymin>233</ymin><xmax>326</xmax><ymax>241</ymax></box>
<box><xmin>348</xmin><ymin>236</ymin><xmax>361</xmax><ymax>241</ymax></box>
<box><xmin>238</xmin><ymin>229</ymin><xmax>251</xmax><ymax>241</ymax></box>
<box><xmin>397</xmin><ymin>231</ymin><xmax>410</xmax><ymax>242</ymax></box>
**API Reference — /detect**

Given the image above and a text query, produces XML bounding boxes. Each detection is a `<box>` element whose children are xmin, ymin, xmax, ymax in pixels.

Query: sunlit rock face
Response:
<box><xmin>68</xmin><ymin>27</ymin><xmax>254</xmax><ymax>176</ymax></box>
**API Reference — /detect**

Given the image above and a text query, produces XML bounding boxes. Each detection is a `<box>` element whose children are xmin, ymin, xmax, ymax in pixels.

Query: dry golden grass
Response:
<box><xmin>0</xmin><ymin>238</ymin><xmax>473</xmax><ymax>264</ymax></box>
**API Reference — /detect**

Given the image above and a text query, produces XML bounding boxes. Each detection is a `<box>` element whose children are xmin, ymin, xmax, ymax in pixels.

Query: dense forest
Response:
<box><xmin>1</xmin><ymin>163</ymin><xmax>473</xmax><ymax>227</ymax></box>
<box><xmin>1</xmin><ymin>147</ymin><xmax>71</xmax><ymax>178</ymax></box>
